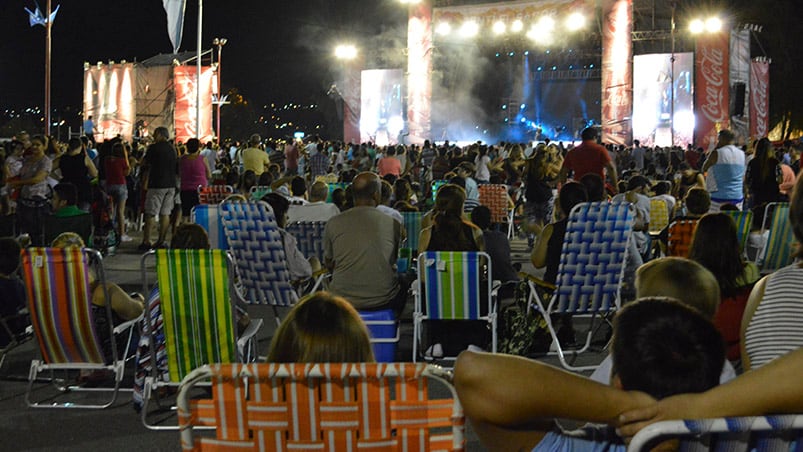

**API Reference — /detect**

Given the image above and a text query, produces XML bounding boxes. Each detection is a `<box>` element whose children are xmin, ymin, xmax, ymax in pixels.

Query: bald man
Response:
<box><xmin>323</xmin><ymin>172</ymin><xmax>406</xmax><ymax>313</ymax></box>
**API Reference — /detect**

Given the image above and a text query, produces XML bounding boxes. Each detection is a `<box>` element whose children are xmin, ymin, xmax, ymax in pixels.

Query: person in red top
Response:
<box><xmin>559</xmin><ymin>127</ymin><xmax>618</xmax><ymax>191</ymax></box>
<box><xmin>376</xmin><ymin>147</ymin><xmax>402</xmax><ymax>178</ymax></box>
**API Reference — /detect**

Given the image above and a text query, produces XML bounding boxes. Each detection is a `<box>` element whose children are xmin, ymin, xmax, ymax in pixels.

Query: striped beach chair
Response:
<box><xmin>248</xmin><ymin>185</ymin><xmax>272</xmax><ymax>201</ymax></box>
<box><xmin>220</xmin><ymin>200</ymin><xmax>299</xmax><ymax>324</ymax></box>
<box><xmin>286</xmin><ymin>221</ymin><xmax>326</xmax><ymax>262</ymax></box>
<box><xmin>21</xmin><ymin>247</ymin><xmax>138</xmax><ymax>408</ymax></box>
<box><xmin>522</xmin><ymin>202</ymin><xmax>635</xmax><ymax>371</ymax></box>
<box><xmin>478</xmin><ymin>184</ymin><xmax>514</xmax><ymax>238</ymax></box>
<box><xmin>431</xmin><ymin>179</ymin><xmax>448</xmax><ymax>203</ymax></box>
<box><xmin>667</xmin><ymin>218</ymin><xmax>699</xmax><ymax>257</ymax></box>
<box><xmin>402</xmin><ymin>211</ymin><xmax>424</xmax><ymax>256</ymax></box>
<box><xmin>413</xmin><ymin>251</ymin><xmax>497</xmax><ymax>363</ymax></box>
<box><xmin>197</xmin><ymin>184</ymin><xmax>234</xmax><ymax>205</ymax></box>
<box><xmin>648</xmin><ymin>198</ymin><xmax>670</xmax><ymax>235</ymax></box>
<box><xmin>177</xmin><ymin>362</ymin><xmax>465</xmax><ymax>452</ymax></box>
<box><xmin>190</xmin><ymin>204</ymin><xmax>228</xmax><ymax>250</ymax></box>
<box><xmin>722</xmin><ymin>209</ymin><xmax>753</xmax><ymax>254</ymax></box>
<box><xmin>757</xmin><ymin>202</ymin><xmax>795</xmax><ymax>273</ymax></box>
<box><xmin>139</xmin><ymin>249</ymin><xmax>261</xmax><ymax>429</ymax></box>
<box><xmin>629</xmin><ymin>415</ymin><xmax>803</xmax><ymax>452</ymax></box>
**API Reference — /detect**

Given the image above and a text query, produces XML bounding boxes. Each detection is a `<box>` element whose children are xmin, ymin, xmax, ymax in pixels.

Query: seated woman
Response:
<box><xmin>50</xmin><ymin>232</ymin><xmax>144</xmax><ymax>364</ymax></box>
<box><xmin>688</xmin><ymin>213</ymin><xmax>760</xmax><ymax>364</ymax></box>
<box><xmin>531</xmin><ymin>182</ymin><xmax>588</xmax><ymax>285</ymax></box>
<box><xmin>262</xmin><ymin>193</ymin><xmax>320</xmax><ymax>282</ymax></box>
<box><xmin>268</xmin><ymin>291</ymin><xmax>374</xmax><ymax>363</ymax></box>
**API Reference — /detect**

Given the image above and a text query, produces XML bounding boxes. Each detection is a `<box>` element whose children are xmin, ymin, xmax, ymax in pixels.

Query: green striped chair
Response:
<box><xmin>757</xmin><ymin>202</ymin><xmax>795</xmax><ymax>273</ymax></box>
<box><xmin>722</xmin><ymin>209</ymin><xmax>753</xmax><ymax>254</ymax></box>
<box><xmin>139</xmin><ymin>249</ymin><xmax>261</xmax><ymax>430</ymax></box>
<box><xmin>413</xmin><ymin>251</ymin><xmax>497</xmax><ymax>363</ymax></box>
<box><xmin>401</xmin><ymin>211</ymin><xmax>424</xmax><ymax>257</ymax></box>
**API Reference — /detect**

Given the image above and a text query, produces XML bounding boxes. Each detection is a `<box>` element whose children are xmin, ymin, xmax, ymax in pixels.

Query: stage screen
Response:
<box><xmin>360</xmin><ymin>69</ymin><xmax>404</xmax><ymax>146</ymax></box>
<box><xmin>633</xmin><ymin>52</ymin><xmax>693</xmax><ymax>148</ymax></box>
<box><xmin>83</xmin><ymin>63</ymin><xmax>136</xmax><ymax>142</ymax></box>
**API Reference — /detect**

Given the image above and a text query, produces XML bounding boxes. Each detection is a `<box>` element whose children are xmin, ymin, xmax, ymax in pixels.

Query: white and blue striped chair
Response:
<box><xmin>628</xmin><ymin>415</ymin><xmax>803</xmax><ymax>452</ymax></box>
<box><xmin>286</xmin><ymin>221</ymin><xmax>327</xmax><ymax>263</ymax></box>
<box><xmin>220</xmin><ymin>200</ymin><xmax>298</xmax><ymax>325</ymax></box>
<box><xmin>522</xmin><ymin>201</ymin><xmax>635</xmax><ymax>371</ymax></box>
<box><xmin>190</xmin><ymin>204</ymin><xmax>228</xmax><ymax>250</ymax></box>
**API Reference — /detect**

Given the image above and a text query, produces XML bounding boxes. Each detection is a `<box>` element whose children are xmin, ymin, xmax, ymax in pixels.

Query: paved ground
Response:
<box><xmin>0</xmin><ymin>228</ymin><xmax>607</xmax><ymax>451</ymax></box>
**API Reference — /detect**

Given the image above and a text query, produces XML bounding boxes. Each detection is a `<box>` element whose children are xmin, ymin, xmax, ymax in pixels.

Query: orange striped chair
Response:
<box><xmin>667</xmin><ymin>219</ymin><xmax>699</xmax><ymax>258</ymax></box>
<box><xmin>21</xmin><ymin>247</ymin><xmax>138</xmax><ymax>408</ymax></box>
<box><xmin>478</xmin><ymin>184</ymin><xmax>514</xmax><ymax>238</ymax></box>
<box><xmin>177</xmin><ymin>362</ymin><xmax>465</xmax><ymax>451</ymax></box>
<box><xmin>198</xmin><ymin>185</ymin><xmax>234</xmax><ymax>205</ymax></box>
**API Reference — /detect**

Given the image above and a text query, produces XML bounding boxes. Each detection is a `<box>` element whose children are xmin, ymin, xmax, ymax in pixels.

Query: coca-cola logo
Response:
<box><xmin>700</xmin><ymin>46</ymin><xmax>726</xmax><ymax>123</ymax></box>
<box><xmin>752</xmin><ymin>63</ymin><xmax>769</xmax><ymax>136</ymax></box>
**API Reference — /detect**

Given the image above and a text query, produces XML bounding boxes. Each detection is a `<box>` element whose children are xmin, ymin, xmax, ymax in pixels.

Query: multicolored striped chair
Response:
<box><xmin>478</xmin><ymin>184</ymin><xmax>515</xmax><ymax>238</ymax></box>
<box><xmin>177</xmin><ymin>362</ymin><xmax>465</xmax><ymax>452</ymax></box>
<box><xmin>722</xmin><ymin>209</ymin><xmax>753</xmax><ymax>254</ymax></box>
<box><xmin>139</xmin><ymin>249</ymin><xmax>261</xmax><ymax>429</ymax></box>
<box><xmin>522</xmin><ymin>202</ymin><xmax>635</xmax><ymax>371</ymax></box>
<box><xmin>21</xmin><ymin>247</ymin><xmax>137</xmax><ymax>408</ymax></box>
<box><xmin>197</xmin><ymin>184</ymin><xmax>234</xmax><ymax>205</ymax></box>
<box><xmin>667</xmin><ymin>218</ymin><xmax>699</xmax><ymax>257</ymax></box>
<box><xmin>629</xmin><ymin>415</ymin><xmax>803</xmax><ymax>452</ymax></box>
<box><xmin>413</xmin><ymin>251</ymin><xmax>497</xmax><ymax>363</ymax></box>
<box><xmin>190</xmin><ymin>204</ymin><xmax>228</xmax><ymax>250</ymax></box>
<box><xmin>757</xmin><ymin>202</ymin><xmax>795</xmax><ymax>273</ymax></box>
<box><xmin>220</xmin><ymin>200</ymin><xmax>298</xmax><ymax>324</ymax></box>
<box><xmin>402</xmin><ymin>211</ymin><xmax>424</xmax><ymax>256</ymax></box>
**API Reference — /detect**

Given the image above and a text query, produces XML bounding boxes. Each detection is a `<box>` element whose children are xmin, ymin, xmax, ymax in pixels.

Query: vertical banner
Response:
<box><xmin>729</xmin><ymin>29</ymin><xmax>750</xmax><ymax>141</ymax></box>
<box><xmin>407</xmin><ymin>0</ymin><xmax>432</xmax><ymax>145</ymax></box>
<box><xmin>601</xmin><ymin>0</ymin><xmax>632</xmax><ymax>145</ymax></box>
<box><xmin>83</xmin><ymin>63</ymin><xmax>136</xmax><ymax>142</ymax></box>
<box><xmin>694</xmin><ymin>32</ymin><xmax>730</xmax><ymax>150</ymax></box>
<box><xmin>342</xmin><ymin>61</ymin><xmax>361</xmax><ymax>144</ymax></box>
<box><xmin>750</xmin><ymin>59</ymin><xmax>770</xmax><ymax>139</ymax></box>
<box><xmin>173</xmin><ymin>65</ymin><xmax>214</xmax><ymax>143</ymax></box>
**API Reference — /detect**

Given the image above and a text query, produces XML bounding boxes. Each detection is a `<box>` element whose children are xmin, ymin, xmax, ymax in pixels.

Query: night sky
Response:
<box><xmin>0</xmin><ymin>0</ymin><xmax>406</xmax><ymax>110</ymax></box>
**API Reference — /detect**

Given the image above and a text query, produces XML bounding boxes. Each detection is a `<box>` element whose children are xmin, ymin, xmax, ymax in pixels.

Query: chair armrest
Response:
<box><xmin>518</xmin><ymin>272</ymin><xmax>556</xmax><ymax>292</ymax></box>
<box><xmin>113</xmin><ymin>312</ymin><xmax>143</xmax><ymax>336</ymax></box>
<box><xmin>238</xmin><ymin>318</ymin><xmax>263</xmax><ymax>346</ymax></box>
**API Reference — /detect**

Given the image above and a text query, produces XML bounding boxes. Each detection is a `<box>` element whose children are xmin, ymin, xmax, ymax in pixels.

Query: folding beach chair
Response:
<box><xmin>0</xmin><ymin>309</ymin><xmax>32</xmax><ymax>371</ymax></box>
<box><xmin>401</xmin><ymin>211</ymin><xmax>424</xmax><ymax>256</ymax></box>
<box><xmin>757</xmin><ymin>202</ymin><xmax>795</xmax><ymax>273</ymax></box>
<box><xmin>358</xmin><ymin>309</ymin><xmax>401</xmax><ymax>362</ymax></box>
<box><xmin>722</xmin><ymin>209</ymin><xmax>753</xmax><ymax>254</ymax></box>
<box><xmin>248</xmin><ymin>185</ymin><xmax>271</xmax><ymax>201</ymax></box>
<box><xmin>177</xmin><ymin>362</ymin><xmax>465</xmax><ymax>452</ymax></box>
<box><xmin>648</xmin><ymin>198</ymin><xmax>670</xmax><ymax>236</ymax></box>
<box><xmin>139</xmin><ymin>249</ymin><xmax>261</xmax><ymax>429</ymax></box>
<box><xmin>326</xmin><ymin>182</ymin><xmax>349</xmax><ymax>203</ymax></box>
<box><xmin>413</xmin><ymin>251</ymin><xmax>498</xmax><ymax>363</ymax></box>
<box><xmin>521</xmin><ymin>202</ymin><xmax>635</xmax><ymax>371</ymax></box>
<box><xmin>628</xmin><ymin>415</ymin><xmax>803</xmax><ymax>452</ymax></box>
<box><xmin>286</xmin><ymin>221</ymin><xmax>326</xmax><ymax>263</ymax></box>
<box><xmin>667</xmin><ymin>218</ymin><xmax>699</xmax><ymax>257</ymax></box>
<box><xmin>431</xmin><ymin>179</ymin><xmax>447</xmax><ymax>203</ymax></box>
<box><xmin>478</xmin><ymin>184</ymin><xmax>515</xmax><ymax>238</ymax></box>
<box><xmin>21</xmin><ymin>247</ymin><xmax>138</xmax><ymax>408</ymax></box>
<box><xmin>190</xmin><ymin>204</ymin><xmax>228</xmax><ymax>250</ymax></box>
<box><xmin>220</xmin><ymin>200</ymin><xmax>299</xmax><ymax>324</ymax></box>
<box><xmin>197</xmin><ymin>184</ymin><xmax>234</xmax><ymax>205</ymax></box>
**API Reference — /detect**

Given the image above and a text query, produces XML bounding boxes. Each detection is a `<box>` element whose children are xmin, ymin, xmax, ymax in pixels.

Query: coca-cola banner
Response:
<box><xmin>750</xmin><ymin>59</ymin><xmax>770</xmax><ymax>139</ymax></box>
<box><xmin>694</xmin><ymin>32</ymin><xmax>730</xmax><ymax>150</ymax></box>
<box><xmin>173</xmin><ymin>65</ymin><xmax>214</xmax><ymax>144</ymax></box>
<box><xmin>601</xmin><ymin>0</ymin><xmax>633</xmax><ymax>145</ymax></box>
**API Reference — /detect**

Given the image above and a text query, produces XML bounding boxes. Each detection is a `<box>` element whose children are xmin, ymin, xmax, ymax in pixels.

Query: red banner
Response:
<box><xmin>694</xmin><ymin>33</ymin><xmax>730</xmax><ymax>149</ymax></box>
<box><xmin>407</xmin><ymin>0</ymin><xmax>433</xmax><ymax>144</ymax></box>
<box><xmin>173</xmin><ymin>66</ymin><xmax>214</xmax><ymax>144</ymax></box>
<box><xmin>749</xmin><ymin>59</ymin><xmax>770</xmax><ymax>139</ymax></box>
<box><xmin>601</xmin><ymin>0</ymin><xmax>633</xmax><ymax>145</ymax></box>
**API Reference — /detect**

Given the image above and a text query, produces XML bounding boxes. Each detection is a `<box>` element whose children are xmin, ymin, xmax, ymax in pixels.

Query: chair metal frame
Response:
<box><xmin>177</xmin><ymin>362</ymin><xmax>465</xmax><ymax>452</ymax></box>
<box><xmin>757</xmin><ymin>202</ymin><xmax>795</xmax><ymax>273</ymax></box>
<box><xmin>197</xmin><ymin>184</ymin><xmax>234</xmax><ymax>205</ymax></box>
<box><xmin>628</xmin><ymin>415</ymin><xmax>803</xmax><ymax>452</ymax></box>
<box><xmin>21</xmin><ymin>247</ymin><xmax>138</xmax><ymax>409</ymax></box>
<box><xmin>139</xmin><ymin>249</ymin><xmax>262</xmax><ymax>430</ymax></box>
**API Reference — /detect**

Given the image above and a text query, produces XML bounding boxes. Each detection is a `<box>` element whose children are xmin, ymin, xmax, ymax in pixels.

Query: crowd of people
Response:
<box><xmin>1</xmin><ymin>124</ymin><xmax>802</xmax><ymax>450</ymax></box>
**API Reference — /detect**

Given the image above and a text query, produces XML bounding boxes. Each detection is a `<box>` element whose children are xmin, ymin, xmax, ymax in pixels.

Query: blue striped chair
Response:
<box><xmin>522</xmin><ymin>202</ymin><xmax>635</xmax><ymax>371</ymax></box>
<box><xmin>413</xmin><ymin>251</ymin><xmax>497</xmax><ymax>363</ymax></box>
<box><xmin>191</xmin><ymin>204</ymin><xmax>228</xmax><ymax>250</ymax></box>
<box><xmin>220</xmin><ymin>200</ymin><xmax>298</xmax><ymax>324</ymax></box>
<box><xmin>401</xmin><ymin>211</ymin><xmax>424</xmax><ymax>256</ymax></box>
<box><xmin>629</xmin><ymin>415</ymin><xmax>803</xmax><ymax>452</ymax></box>
<box><xmin>722</xmin><ymin>209</ymin><xmax>753</xmax><ymax>255</ymax></box>
<box><xmin>758</xmin><ymin>202</ymin><xmax>795</xmax><ymax>273</ymax></box>
<box><xmin>286</xmin><ymin>221</ymin><xmax>327</xmax><ymax>263</ymax></box>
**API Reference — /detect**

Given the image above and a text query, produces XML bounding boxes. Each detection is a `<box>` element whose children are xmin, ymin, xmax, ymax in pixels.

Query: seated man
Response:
<box><xmin>286</xmin><ymin>180</ymin><xmax>340</xmax><ymax>223</ymax></box>
<box><xmin>44</xmin><ymin>182</ymin><xmax>92</xmax><ymax>246</ymax></box>
<box><xmin>323</xmin><ymin>172</ymin><xmax>406</xmax><ymax>314</ymax></box>
<box><xmin>454</xmin><ymin>297</ymin><xmax>725</xmax><ymax>452</ymax></box>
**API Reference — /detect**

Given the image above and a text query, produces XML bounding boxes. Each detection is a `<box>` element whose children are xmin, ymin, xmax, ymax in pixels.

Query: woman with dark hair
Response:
<box><xmin>53</xmin><ymin>137</ymin><xmax>98</xmax><ymax>211</ymax></box>
<box><xmin>745</xmin><ymin>137</ymin><xmax>782</xmax><ymax>216</ymax></box>
<box><xmin>102</xmin><ymin>141</ymin><xmax>131</xmax><ymax>241</ymax></box>
<box><xmin>419</xmin><ymin>184</ymin><xmax>484</xmax><ymax>252</ymax></box>
<box><xmin>688</xmin><ymin>213</ymin><xmax>760</xmax><ymax>363</ymax></box>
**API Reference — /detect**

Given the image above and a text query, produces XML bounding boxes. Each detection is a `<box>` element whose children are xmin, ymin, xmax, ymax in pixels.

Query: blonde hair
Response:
<box><xmin>267</xmin><ymin>292</ymin><xmax>375</xmax><ymax>363</ymax></box>
<box><xmin>51</xmin><ymin>232</ymin><xmax>85</xmax><ymax>249</ymax></box>
<box><xmin>635</xmin><ymin>257</ymin><xmax>721</xmax><ymax>319</ymax></box>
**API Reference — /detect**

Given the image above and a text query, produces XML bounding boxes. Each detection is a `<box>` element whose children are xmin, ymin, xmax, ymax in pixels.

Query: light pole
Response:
<box><xmin>213</xmin><ymin>37</ymin><xmax>228</xmax><ymax>141</ymax></box>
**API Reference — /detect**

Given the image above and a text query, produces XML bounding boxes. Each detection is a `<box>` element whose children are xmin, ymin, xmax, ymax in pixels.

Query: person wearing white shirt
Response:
<box><xmin>287</xmin><ymin>181</ymin><xmax>340</xmax><ymax>223</ymax></box>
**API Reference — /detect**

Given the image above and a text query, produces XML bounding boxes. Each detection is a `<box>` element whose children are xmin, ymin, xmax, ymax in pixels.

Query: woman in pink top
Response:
<box><xmin>103</xmin><ymin>141</ymin><xmax>131</xmax><ymax>241</ymax></box>
<box><xmin>179</xmin><ymin>138</ymin><xmax>212</xmax><ymax>221</ymax></box>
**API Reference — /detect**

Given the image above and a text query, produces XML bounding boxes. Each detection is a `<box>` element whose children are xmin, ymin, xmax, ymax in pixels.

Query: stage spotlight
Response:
<box><xmin>435</xmin><ymin>22</ymin><xmax>452</xmax><ymax>36</ymax></box>
<box><xmin>334</xmin><ymin>44</ymin><xmax>358</xmax><ymax>60</ymax></box>
<box><xmin>509</xmin><ymin>52</ymin><xmax>515</xmax><ymax>57</ymax></box>
<box><xmin>527</xmin><ymin>26</ymin><xmax>553</xmax><ymax>45</ymax></box>
<box><xmin>524</xmin><ymin>51</ymin><xmax>529</xmax><ymax>55</ymax></box>
<box><xmin>566</xmin><ymin>12</ymin><xmax>586</xmax><ymax>31</ymax></box>
<box><xmin>689</xmin><ymin>19</ymin><xmax>705</xmax><ymax>34</ymax></box>
<box><xmin>493</xmin><ymin>21</ymin><xmax>506</xmax><ymax>35</ymax></box>
<box><xmin>536</xmin><ymin>16</ymin><xmax>556</xmax><ymax>32</ymax></box>
<box><xmin>511</xmin><ymin>19</ymin><xmax>524</xmax><ymax>32</ymax></box>
<box><xmin>459</xmin><ymin>20</ymin><xmax>479</xmax><ymax>38</ymax></box>
<box><xmin>705</xmin><ymin>17</ymin><xmax>722</xmax><ymax>32</ymax></box>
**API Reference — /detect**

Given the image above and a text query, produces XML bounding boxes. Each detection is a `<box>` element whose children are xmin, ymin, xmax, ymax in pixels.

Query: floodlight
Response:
<box><xmin>459</xmin><ymin>20</ymin><xmax>479</xmax><ymax>38</ymax></box>
<box><xmin>705</xmin><ymin>17</ymin><xmax>722</xmax><ymax>33</ymax></box>
<box><xmin>689</xmin><ymin>19</ymin><xmax>705</xmax><ymax>34</ymax></box>
<box><xmin>435</xmin><ymin>22</ymin><xmax>452</xmax><ymax>36</ymax></box>
<box><xmin>334</xmin><ymin>44</ymin><xmax>358</xmax><ymax>60</ymax></box>
<box><xmin>566</xmin><ymin>12</ymin><xmax>586</xmax><ymax>31</ymax></box>
<box><xmin>493</xmin><ymin>21</ymin><xmax>506</xmax><ymax>35</ymax></box>
<box><xmin>511</xmin><ymin>19</ymin><xmax>524</xmax><ymax>32</ymax></box>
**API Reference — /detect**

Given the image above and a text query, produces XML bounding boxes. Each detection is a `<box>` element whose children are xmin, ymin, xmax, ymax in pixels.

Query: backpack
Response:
<box><xmin>499</xmin><ymin>280</ymin><xmax>552</xmax><ymax>356</ymax></box>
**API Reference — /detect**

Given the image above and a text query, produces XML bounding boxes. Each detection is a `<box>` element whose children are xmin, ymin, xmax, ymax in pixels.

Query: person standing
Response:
<box><xmin>179</xmin><ymin>138</ymin><xmax>211</xmax><ymax>223</ymax></box>
<box><xmin>702</xmin><ymin>129</ymin><xmax>746</xmax><ymax>211</ymax></box>
<box><xmin>139</xmin><ymin>127</ymin><xmax>178</xmax><ymax>251</ymax></box>
<box><xmin>52</xmin><ymin>137</ymin><xmax>98</xmax><ymax>211</ymax></box>
<box><xmin>559</xmin><ymin>127</ymin><xmax>618</xmax><ymax>192</ymax></box>
<box><xmin>240</xmin><ymin>133</ymin><xmax>270</xmax><ymax>176</ymax></box>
